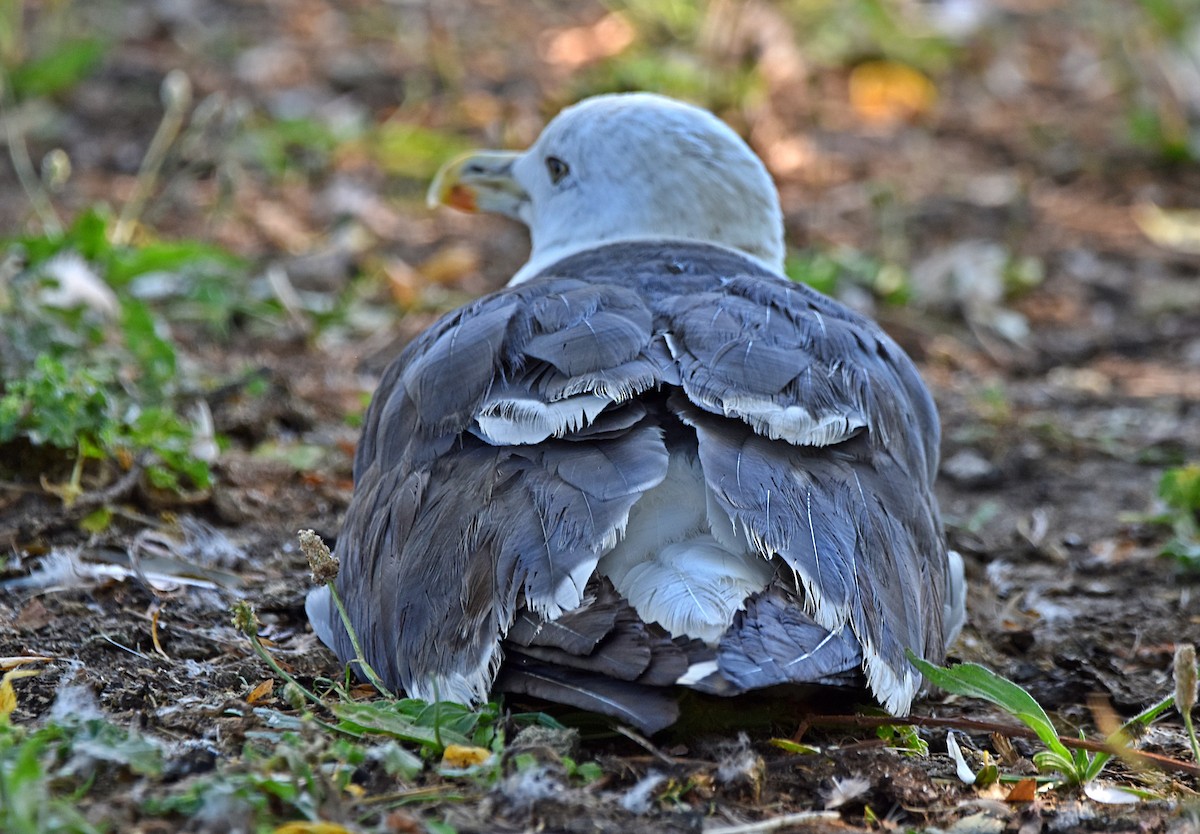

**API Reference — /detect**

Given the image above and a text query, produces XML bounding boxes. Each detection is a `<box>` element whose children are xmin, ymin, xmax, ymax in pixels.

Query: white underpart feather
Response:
<box><xmin>719</xmin><ymin>395</ymin><xmax>866</xmax><ymax>446</ymax></box>
<box><xmin>409</xmin><ymin>642</ymin><xmax>499</xmax><ymax>706</ymax></box>
<box><xmin>305</xmin><ymin>586</ymin><xmax>336</xmax><ymax>652</ymax></box>
<box><xmin>676</xmin><ymin>660</ymin><xmax>720</xmax><ymax>686</ymax></box>
<box><xmin>598</xmin><ymin>452</ymin><xmax>773</xmax><ymax>644</ymax></box>
<box><xmin>475</xmin><ymin>394</ymin><xmax>611</xmax><ymax>445</ymax></box>
<box><xmin>620</xmin><ymin>537</ymin><xmax>769</xmax><ymax>644</ymax></box>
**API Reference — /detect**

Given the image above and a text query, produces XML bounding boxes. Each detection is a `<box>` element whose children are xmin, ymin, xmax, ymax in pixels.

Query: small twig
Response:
<box><xmin>360</xmin><ymin>785</ymin><xmax>465</xmax><ymax>805</ymax></box>
<box><xmin>704</xmin><ymin>811</ymin><xmax>841</xmax><ymax>834</ymax></box>
<box><xmin>265</xmin><ymin>264</ymin><xmax>313</xmax><ymax>335</ymax></box>
<box><xmin>0</xmin><ymin>480</ymin><xmax>42</xmax><ymax>493</ymax></box>
<box><xmin>795</xmin><ymin>713</ymin><xmax>1200</xmax><ymax>777</ymax></box>
<box><xmin>613</xmin><ymin>724</ymin><xmax>677</xmax><ymax>767</ymax></box>
<box><xmin>149</xmin><ymin>603</ymin><xmax>170</xmax><ymax>660</ymax></box>
<box><xmin>64</xmin><ymin>455</ymin><xmax>144</xmax><ymax>513</ymax></box>
<box><xmin>94</xmin><ymin>632</ymin><xmax>153</xmax><ymax>661</ymax></box>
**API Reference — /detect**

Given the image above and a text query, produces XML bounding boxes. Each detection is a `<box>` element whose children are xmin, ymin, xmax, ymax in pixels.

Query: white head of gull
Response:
<box><xmin>428</xmin><ymin>93</ymin><xmax>786</xmax><ymax>284</ymax></box>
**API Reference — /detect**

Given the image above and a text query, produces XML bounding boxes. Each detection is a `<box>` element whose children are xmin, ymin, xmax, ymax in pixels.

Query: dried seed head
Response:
<box><xmin>298</xmin><ymin>528</ymin><xmax>339</xmax><ymax>585</ymax></box>
<box><xmin>1175</xmin><ymin>643</ymin><xmax>1197</xmax><ymax>717</ymax></box>
<box><xmin>161</xmin><ymin>69</ymin><xmax>192</xmax><ymax>111</ymax></box>
<box><xmin>231</xmin><ymin>600</ymin><xmax>259</xmax><ymax>635</ymax></box>
<box><xmin>282</xmin><ymin>681</ymin><xmax>307</xmax><ymax>711</ymax></box>
<box><xmin>41</xmin><ymin>149</ymin><xmax>71</xmax><ymax>191</ymax></box>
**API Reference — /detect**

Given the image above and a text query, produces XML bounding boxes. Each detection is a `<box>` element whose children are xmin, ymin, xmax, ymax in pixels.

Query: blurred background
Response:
<box><xmin>3</xmin><ymin>0</ymin><xmax>1199</xmax><ymax>532</ymax></box>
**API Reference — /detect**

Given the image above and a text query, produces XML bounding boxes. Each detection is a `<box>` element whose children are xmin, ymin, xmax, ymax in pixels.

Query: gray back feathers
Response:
<box><xmin>308</xmin><ymin>241</ymin><xmax>959</xmax><ymax>731</ymax></box>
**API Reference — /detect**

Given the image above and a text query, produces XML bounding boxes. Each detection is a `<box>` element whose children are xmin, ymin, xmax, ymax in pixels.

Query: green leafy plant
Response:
<box><xmin>875</xmin><ymin>720</ymin><xmax>929</xmax><ymax>756</ymax></box>
<box><xmin>369</xmin><ymin>122</ymin><xmax>473</xmax><ymax>182</ymax></box>
<box><xmin>0</xmin><ymin>204</ymin><xmax>276</xmax><ymax>498</ymax></box>
<box><xmin>1157</xmin><ymin>464</ymin><xmax>1200</xmax><ymax>567</ymax></box>
<box><xmin>0</xmin><ymin>723</ymin><xmax>104</xmax><ymax>834</ymax></box>
<box><xmin>0</xmin><ymin>713</ymin><xmax>162</xmax><ymax>834</ymax></box>
<box><xmin>332</xmin><ymin>699</ymin><xmax>503</xmax><ymax>757</ymax></box>
<box><xmin>785</xmin><ymin>246</ymin><xmax>911</xmax><ymax>304</ymax></box>
<box><xmin>1</xmin><ymin>36</ymin><xmax>282</xmax><ymax>502</ymax></box>
<box><xmin>910</xmin><ymin>653</ymin><xmax>1177</xmax><ymax>785</ymax></box>
<box><xmin>0</xmin><ymin>260</ymin><xmax>213</xmax><ymax>495</ymax></box>
<box><xmin>141</xmin><ymin>727</ymin><xmax>385</xmax><ymax>828</ymax></box>
<box><xmin>241</xmin><ymin>117</ymin><xmax>347</xmax><ymax>178</ymax></box>
<box><xmin>4</xmin><ymin>37</ymin><xmax>107</xmax><ymax>101</ymax></box>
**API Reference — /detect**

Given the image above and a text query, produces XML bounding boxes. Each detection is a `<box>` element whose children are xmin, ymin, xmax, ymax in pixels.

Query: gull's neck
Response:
<box><xmin>507</xmin><ymin>236</ymin><xmax>787</xmax><ymax>286</ymax></box>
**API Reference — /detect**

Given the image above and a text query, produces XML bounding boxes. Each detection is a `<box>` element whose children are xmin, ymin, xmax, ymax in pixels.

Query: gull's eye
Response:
<box><xmin>545</xmin><ymin>156</ymin><xmax>570</xmax><ymax>185</ymax></box>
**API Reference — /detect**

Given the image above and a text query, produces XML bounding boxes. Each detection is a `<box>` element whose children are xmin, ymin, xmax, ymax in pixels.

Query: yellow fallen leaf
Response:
<box><xmin>1133</xmin><ymin>203</ymin><xmax>1200</xmax><ymax>254</ymax></box>
<box><xmin>246</xmin><ymin>679</ymin><xmax>275</xmax><ymax>704</ymax></box>
<box><xmin>0</xmin><ymin>669</ymin><xmax>42</xmax><ymax>720</ymax></box>
<box><xmin>849</xmin><ymin>60</ymin><xmax>936</xmax><ymax>126</ymax></box>
<box><xmin>441</xmin><ymin>743</ymin><xmax>491</xmax><ymax>769</ymax></box>
<box><xmin>381</xmin><ymin>257</ymin><xmax>422</xmax><ymax>309</ymax></box>
<box><xmin>273</xmin><ymin>823</ymin><xmax>357</xmax><ymax>834</ymax></box>
<box><xmin>417</xmin><ymin>243</ymin><xmax>481</xmax><ymax>285</ymax></box>
<box><xmin>0</xmin><ymin>656</ymin><xmax>54</xmax><ymax>671</ymax></box>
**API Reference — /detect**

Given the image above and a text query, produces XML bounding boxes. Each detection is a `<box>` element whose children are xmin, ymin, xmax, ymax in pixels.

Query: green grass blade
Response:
<box><xmin>909</xmin><ymin>653</ymin><xmax>1073</xmax><ymax>763</ymax></box>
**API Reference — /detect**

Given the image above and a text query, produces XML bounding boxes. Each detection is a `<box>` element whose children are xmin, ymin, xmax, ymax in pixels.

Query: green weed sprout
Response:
<box><xmin>910</xmin><ymin>653</ymin><xmax>1175</xmax><ymax>785</ymax></box>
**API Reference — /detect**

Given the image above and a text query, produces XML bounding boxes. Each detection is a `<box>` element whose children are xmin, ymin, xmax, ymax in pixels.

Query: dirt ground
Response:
<box><xmin>2</xmin><ymin>1</ymin><xmax>1200</xmax><ymax>832</ymax></box>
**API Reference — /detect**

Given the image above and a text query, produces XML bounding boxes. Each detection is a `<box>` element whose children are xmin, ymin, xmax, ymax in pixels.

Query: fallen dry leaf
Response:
<box><xmin>253</xmin><ymin>200</ymin><xmax>317</xmax><ymax>253</ymax></box>
<box><xmin>441</xmin><ymin>743</ymin><xmax>491</xmax><ymax>769</ymax></box>
<box><xmin>247</xmin><ymin>679</ymin><xmax>275</xmax><ymax>704</ymax></box>
<box><xmin>0</xmin><ymin>668</ymin><xmax>41</xmax><ymax>719</ymax></box>
<box><xmin>849</xmin><ymin>60</ymin><xmax>936</xmax><ymax>126</ymax></box>
<box><xmin>1005</xmin><ymin>779</ymin><xmax>1037</xmax><ymax>802</ymax></box>
<box><xmin>1133</xmin><ymin>203</ymin><xmax>1200</xmax><ymax>254</ymax></box>
<box><xmin>418</xmin><ymin>243</ymin><xmax>481</xmax><ymax>285</ymax></box>
<box><xmin>0</xmin><ymin>656</ymin><xmax>54</xmax><ymax>670</ymax></box>
<box><xmin>273</xmin><ymin>823</ymin><xmax>357</xmax><ymax>834</ymax></box>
